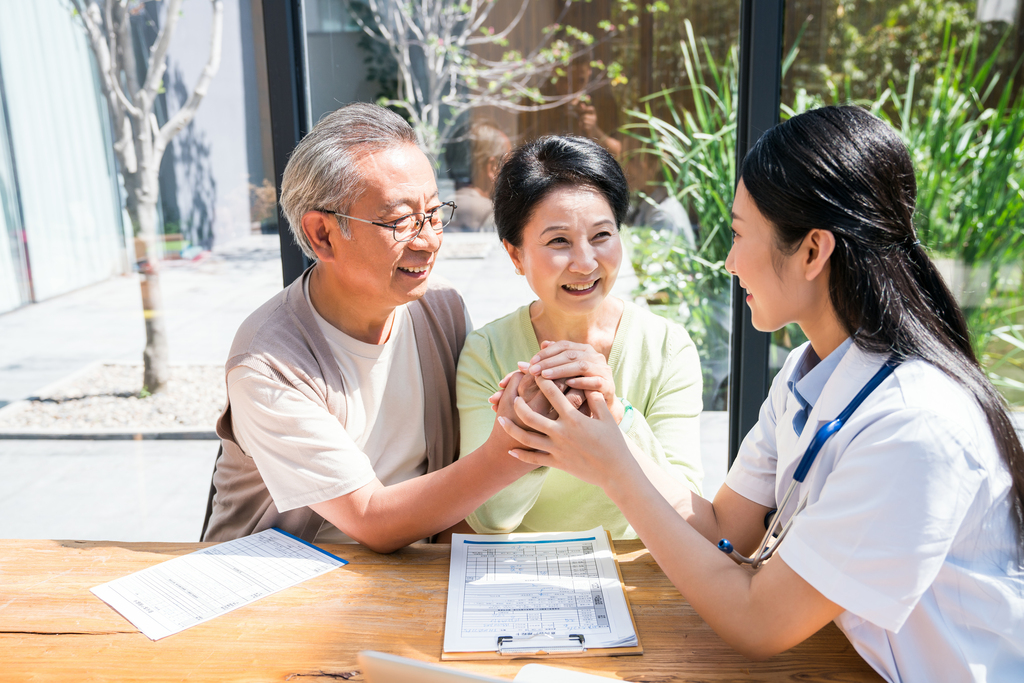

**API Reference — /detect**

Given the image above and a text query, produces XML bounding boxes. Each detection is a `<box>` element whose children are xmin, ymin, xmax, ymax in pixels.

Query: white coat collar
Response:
<box><xmin>793</xmin><ymin>342</ymin><xmax>893</xmax><ymax>452</ymax></box>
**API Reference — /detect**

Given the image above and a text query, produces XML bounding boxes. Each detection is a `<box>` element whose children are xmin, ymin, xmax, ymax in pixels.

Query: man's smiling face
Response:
<box><xmin>328</xmin><ymin>144</ymin><xmax>442</xmax><ymax>313</ymax></box>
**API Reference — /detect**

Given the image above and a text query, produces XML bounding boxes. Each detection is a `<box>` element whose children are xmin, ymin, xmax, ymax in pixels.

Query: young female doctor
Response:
<box><xmin>497</xmin><ymin>106</ymin><xmax>1024</xmax><ymax>681</ymax></box>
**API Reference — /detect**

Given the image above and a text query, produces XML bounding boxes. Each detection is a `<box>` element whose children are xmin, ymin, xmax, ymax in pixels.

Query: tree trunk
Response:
<box><xmin>72</xmin><ymin>0</ymin><xmax>223</xmax><ymax>396</ymax></box>
<box><xmin>131</xmin><ymin>175</ymin><xmax>170</xmax><ymax>395</ymax></box>
<box><xmin>140</xmin><ymin>269</ymin><xmax>169</xmax><ymax>393</ymax></box>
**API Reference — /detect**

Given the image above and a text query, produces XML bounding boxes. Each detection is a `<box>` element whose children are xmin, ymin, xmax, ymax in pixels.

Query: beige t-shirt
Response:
<box><xmin>227</xmin><ymin>283</ymin><xmax>428</xmax><ymax>544</ymax></box>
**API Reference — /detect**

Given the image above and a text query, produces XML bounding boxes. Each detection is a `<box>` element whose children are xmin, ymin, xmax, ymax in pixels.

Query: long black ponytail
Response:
<box><xmin>741</xmin><ymin>105</ymin><xmax>1024</xmax><ymax>551</ymax></box>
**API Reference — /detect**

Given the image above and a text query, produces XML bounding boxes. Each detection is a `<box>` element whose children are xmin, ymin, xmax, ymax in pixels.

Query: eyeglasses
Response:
<box><xmin>316</xmin><ymin>201</ymin><xmax>457</xmax><ymax>243</ymax></box>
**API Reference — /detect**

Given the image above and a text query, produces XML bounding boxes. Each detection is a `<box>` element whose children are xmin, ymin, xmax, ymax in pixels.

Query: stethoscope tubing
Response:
<box><xmin>718</xmin><ymin>354</ymin><xmax>900</xmax><ymax>568</ymax></box>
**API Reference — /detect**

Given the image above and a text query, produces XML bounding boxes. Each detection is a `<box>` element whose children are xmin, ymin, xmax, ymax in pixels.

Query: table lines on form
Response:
<box><xmin>460</xmin><ymin>537</ymin><xmax>611</xmax><ymax>638</ymax></box>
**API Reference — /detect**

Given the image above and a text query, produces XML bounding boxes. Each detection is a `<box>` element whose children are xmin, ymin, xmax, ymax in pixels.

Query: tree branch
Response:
<box><xmin>156</xmin><ymin>0</ymin><xmax>223</xmax><ymax>155</ymax></box>
<box><xmin>114</xmin><ymin>0</ymin><xmax>142</xmax><ymax>110</ymax></box>
<box><xmin>465</xmin><ymin>0</ymin><xmax>531</xmax><ymax>46</ymax></box>
<box><xmin>140</xmin><ymin>0</ymin><xmax>185</xmax><ymax>114</ymax></box>
<box><xmin>75</xmin><ymin>0</ymin><xmax>142</xmax><ymax>119</ymax></box>
<box><xmin>72</xmin><ymin>0</ymin><xmax>140</xmax><ymax>172</ymax></box>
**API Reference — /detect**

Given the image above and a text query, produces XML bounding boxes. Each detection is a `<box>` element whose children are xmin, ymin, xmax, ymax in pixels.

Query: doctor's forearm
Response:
<box><xmin>623</xmin><ymin>437</ymin><xmax>721</xmax><ymax>541</ymax></box>
<box><xmin>605</xmin><ymin>469</ymin><xmax>841</xmax><ymax>659</ymax></box>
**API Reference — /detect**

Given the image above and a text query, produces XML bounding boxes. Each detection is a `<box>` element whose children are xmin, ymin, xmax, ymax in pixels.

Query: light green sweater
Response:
<box><xmin>457</xmin><ymin>301</ymin><xmax>703</xmax><ymax>539</ymax></box>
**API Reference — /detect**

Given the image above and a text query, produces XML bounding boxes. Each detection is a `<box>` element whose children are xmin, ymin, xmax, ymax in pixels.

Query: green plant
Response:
<box><xmin>618</xmin><ymin>21</ymin><xmax>742</xmax><ymax>408</ymax></box>
<box><xmin>620</xmin><ymin>20</ymin><xmax>820</xmax><ymax>406</ymax></box>
<box><xmin>868</xmin><ymin>26</ymin><xmax>1024</xmax><ymax>399</ymax></box>
<box><xmin>879</xmin><ymin>27</ymin><xmax>1024</xmax><ymax>268</ymax></box>
<box><xmin>626</xmin><ymin>227</ymin><xmax>731</xmax><ymax>409</ymax></box>
<box><xmin>624</xmin><ymin>17</ymin><xmax>1024</xmax><ymax>405</ymax></box>
<box><xmin>623</xmin><ymin>22</ymin><xmax>737</xmax><ymax>274</ymax></box>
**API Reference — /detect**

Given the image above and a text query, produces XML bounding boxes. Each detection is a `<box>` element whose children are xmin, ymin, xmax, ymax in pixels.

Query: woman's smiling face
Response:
<box><xmin>726</xmin><ymin>179</ymin><xmax>820</xmax><ymax>333</ymax></box>
<box><xmin>505</xmin><ymin>186</ymin><xmax>622</xmax><ymax>318</ymax></box>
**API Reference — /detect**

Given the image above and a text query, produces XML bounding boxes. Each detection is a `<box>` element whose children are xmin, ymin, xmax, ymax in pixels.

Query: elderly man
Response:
<box><xmin>203</xmin><ymin>103</ymin><xmax>535</xmax><ymax>552</ymax></box>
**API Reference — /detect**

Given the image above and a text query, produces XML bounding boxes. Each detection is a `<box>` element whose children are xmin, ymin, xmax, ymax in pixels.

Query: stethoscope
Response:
<box><xmin>718</xmin><ymin>355</ymin><xmax>900</xmax><ymax>569</ymax></box>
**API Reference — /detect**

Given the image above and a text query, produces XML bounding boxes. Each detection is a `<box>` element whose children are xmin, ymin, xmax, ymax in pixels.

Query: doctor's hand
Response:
<box><xmin>488</xmin><ymin>369</ymin><xmax>586</xmax><ymax>417</ymax></box>
<box><xmin>521</xmin><ymin>340</ymin><xmax>623</xmax><ymax>423</ymax></box>
<box><xmin>498</xmin><ymin>377</ymin><xmax>639</xmax><ymax>490</ymax></box>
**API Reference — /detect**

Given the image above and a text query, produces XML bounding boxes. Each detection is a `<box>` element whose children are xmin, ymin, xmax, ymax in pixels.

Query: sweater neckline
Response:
<box><xmin>516</xmin><ymin>300</ymin><xmax>632</xmax><ymax>368</ymax></box>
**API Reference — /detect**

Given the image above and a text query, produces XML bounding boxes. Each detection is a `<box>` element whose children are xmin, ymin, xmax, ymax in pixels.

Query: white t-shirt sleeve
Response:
<box><xmin>779</xmin><ymin>409</ymin><xmax>986</xmax><ymax>632</ymax></box>
<box><xmin>227</xmin><ymin>366</ymin><xmax>378</xmax><ymax>512</ymax></box>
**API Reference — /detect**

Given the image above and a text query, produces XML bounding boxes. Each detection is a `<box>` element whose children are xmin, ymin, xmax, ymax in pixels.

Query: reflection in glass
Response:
<box><xmin>779</xmin><ymin>1</ymin><xmax>1024</xmax><ymax>404</ymax></box>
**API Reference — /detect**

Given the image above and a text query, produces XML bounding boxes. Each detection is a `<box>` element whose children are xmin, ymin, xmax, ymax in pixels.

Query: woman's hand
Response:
<box><xmin>521</xmin><ymin>341</ymin><xmax>623</xmax><ymax>423</ymax></box>
<box><xmin>488</xmin><ymin>369</ymin><xmax>586</xmax><ymax>416</ymax></box>
<box><xmin>497</xmin><ymin>377</ymin><xmax>640</xmax><ymax>491</ymax></box>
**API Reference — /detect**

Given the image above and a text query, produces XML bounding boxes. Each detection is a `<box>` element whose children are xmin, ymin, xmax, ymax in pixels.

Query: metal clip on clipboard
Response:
<box><xmin>496</xmin><ymin>634</ymin><xmax>586</xmax><ymax>655</ymax></box>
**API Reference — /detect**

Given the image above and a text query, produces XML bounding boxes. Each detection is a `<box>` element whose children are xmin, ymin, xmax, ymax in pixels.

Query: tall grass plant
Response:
<box><xmin>624</xmin><ymin>20</ymin><xmax>1024</xmax><ymax>405</ymax></box>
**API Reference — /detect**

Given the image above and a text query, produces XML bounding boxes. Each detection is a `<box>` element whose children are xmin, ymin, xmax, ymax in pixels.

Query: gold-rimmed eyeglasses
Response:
<box><xmin>316</xmin><ymin>201</ymin><xmax>457</xmax><ymax>243</ymax></box>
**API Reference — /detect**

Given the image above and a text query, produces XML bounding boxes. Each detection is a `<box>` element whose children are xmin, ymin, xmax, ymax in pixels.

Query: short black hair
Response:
<box><xmin>492</xmin><ymin>136</ymin><xmax>629</xmax><ymax>247</ymax></box>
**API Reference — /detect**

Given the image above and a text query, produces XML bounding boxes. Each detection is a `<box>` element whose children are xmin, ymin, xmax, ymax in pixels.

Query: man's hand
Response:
<box><xmin>488</xmin><ymin>369</ymin><xmax>587</xmax><ymax>419</ymax></box>
<box><xmin>574</xmin><ymin>99</ymin><xmax>600</xmax><ymax>137</ymax></box>
<box><xmin>572</xmin><ymin>99</ymin><xmax>621</xmax><ymax>156</ymax></box>
<box><xmin>517</xmin><ymin>371</ymin><xmax>587</xmax><ymax>418</ymax></box>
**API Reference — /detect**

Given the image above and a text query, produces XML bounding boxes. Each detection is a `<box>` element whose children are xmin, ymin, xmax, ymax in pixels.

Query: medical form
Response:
<box><xmin>442</xmin><ymin>527</ymin><xmax>639</xmax><ymax>658</ymax></box>
<box><xmin>91</xmin><ymin>528</ymin><xmax>347</xmax><ymax>640</ymax></box>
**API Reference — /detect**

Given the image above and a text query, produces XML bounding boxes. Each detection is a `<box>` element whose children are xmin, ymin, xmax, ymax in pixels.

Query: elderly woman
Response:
<box><xmin>453</xmin><ymin>135</ymin><xmax>703</xmax><ymax>539</ymax></box>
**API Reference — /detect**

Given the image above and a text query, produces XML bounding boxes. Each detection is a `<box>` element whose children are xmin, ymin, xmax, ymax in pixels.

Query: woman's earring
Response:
<box><xmin>515</xmin><ymin>267</ymin><xmax>523</xmax><ymax>276</ymax></box>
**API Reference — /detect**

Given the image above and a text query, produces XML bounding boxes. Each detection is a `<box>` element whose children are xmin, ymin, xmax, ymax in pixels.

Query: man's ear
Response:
<box><xmin>302</xmin><ymin>211</ymin><xmax>339</xmax><ymax>262</ymax></box>
<box><xmin>503</xmin><ymin>239</ymin><xmax>524</xmax><ymax>275</ymax></box>
<box><xmin>803</xmin><ymin>228</ymin><xmax>835</xmax><ymax>282</ymax></box>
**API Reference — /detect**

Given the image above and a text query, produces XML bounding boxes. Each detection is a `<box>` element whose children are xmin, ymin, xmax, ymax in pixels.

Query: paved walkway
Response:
<box><xmin>0</xmin><ymin>232</ymin><xmax>728</xmax><ymax>542</ymax></box>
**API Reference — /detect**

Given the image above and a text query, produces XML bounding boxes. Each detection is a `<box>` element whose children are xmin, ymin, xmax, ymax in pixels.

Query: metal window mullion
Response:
<box><xmin>728</xmin><ymin>0</ymin><xmax>785</xmax><ymax>467</ymax></box>
<box><xmin>262</xmin><ymin>0</ymin><xmax>312</xmax><ymax>287</ymax></box>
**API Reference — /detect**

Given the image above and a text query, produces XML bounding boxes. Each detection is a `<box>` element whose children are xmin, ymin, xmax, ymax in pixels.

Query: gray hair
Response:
<box><xmin>279</xmin><ymin>103</ymin><xmax>418</xmax><ymax>259</ymax></box>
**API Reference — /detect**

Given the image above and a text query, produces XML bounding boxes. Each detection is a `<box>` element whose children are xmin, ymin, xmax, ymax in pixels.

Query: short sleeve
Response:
<box><xmin>778</xmin><ymin>409</ymin><xmax>986</xmax><ymax>631</ymax></box>
<box><xmin>455</xmin><ymin>327</ymin><xmax>550</xmax><ymax>533</ymax></box>
<box><xmin>724</xmin><ymin>372</ymin><xmax>786</xmax><ymax>508</ymax></box>
<box><xmin>227</xmin><ymin>366</ymin><xmax>377</xmax><ymax>512</ymax></box>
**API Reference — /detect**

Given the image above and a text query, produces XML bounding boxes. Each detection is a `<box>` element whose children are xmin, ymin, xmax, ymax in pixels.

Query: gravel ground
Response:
<box><xmin>0</xmin><ymin>364</ymin><xmax>225</xmax><ymax>432</ymax></box>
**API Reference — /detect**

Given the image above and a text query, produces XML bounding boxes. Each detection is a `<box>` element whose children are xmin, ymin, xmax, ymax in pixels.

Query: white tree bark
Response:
<box><xmin>73</xmin><ymin>0</ymin><xmax>223</xmax><ymax>394</ymax></box>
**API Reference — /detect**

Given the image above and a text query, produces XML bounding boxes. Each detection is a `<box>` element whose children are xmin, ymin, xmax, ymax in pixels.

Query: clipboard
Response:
<box><xmin>441</xmin><ymin>529</ymin><xmax>644</xmax><ymax>661</ymax></box>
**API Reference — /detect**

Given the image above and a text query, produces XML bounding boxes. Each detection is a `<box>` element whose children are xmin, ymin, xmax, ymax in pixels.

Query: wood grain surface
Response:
<box><xmin>0</xmin><ymin>539</ymin><xmax>882</xmax><ymax>682</ymax></box>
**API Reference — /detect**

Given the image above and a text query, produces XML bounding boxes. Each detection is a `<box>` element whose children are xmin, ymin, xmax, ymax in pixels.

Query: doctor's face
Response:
<box><xmin>725</xmin><ymin>180</ymin><xmax>813</xmax><ymax>332</ymax></box>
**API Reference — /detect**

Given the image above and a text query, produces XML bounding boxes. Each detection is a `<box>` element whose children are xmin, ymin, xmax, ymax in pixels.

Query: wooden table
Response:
<box><xmin>0</xmin><ymin>539</ymin><xmax>881</xmax><ymax>682</ymax></box>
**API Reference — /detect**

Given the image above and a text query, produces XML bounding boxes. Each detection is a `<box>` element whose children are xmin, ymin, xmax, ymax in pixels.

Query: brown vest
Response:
<box><xmin>203</xmin><ymin>267</ymin><xmax>466</xmax><ymax>542</ymax></box>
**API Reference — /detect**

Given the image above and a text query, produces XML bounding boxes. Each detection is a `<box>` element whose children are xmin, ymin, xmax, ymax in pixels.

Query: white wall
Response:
<box><xmin>0</xmin><ymin>0</ymin><xmax>126</xmax><ymax>303</ymax></box>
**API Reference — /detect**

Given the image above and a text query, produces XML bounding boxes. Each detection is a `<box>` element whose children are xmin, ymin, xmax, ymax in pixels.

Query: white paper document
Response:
<box><xmin>443</xmin><ymin>527</ymin><xmax>637</xmax><ymax>655</ymax></box>
<box><xmin>91</xmin><ymin>528</ymin><xmax>347</xmax><ymax>640</ymax></box>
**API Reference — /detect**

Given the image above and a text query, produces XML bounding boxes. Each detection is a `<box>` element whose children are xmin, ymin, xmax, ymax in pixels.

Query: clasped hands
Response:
<box><xmin>488</xmin><ymin>340</ymin><xmax>625</xmax><ymax>425</ymax></box>
<box><xmin>487</xmin><ymin>341</ymin><xmax>633</xmax><ymax>488</ymax></box>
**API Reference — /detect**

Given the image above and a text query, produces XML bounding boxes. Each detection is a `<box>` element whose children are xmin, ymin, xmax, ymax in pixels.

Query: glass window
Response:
<box><xmin>0</xmin><ymin>0</ymin><xmax>282</xmax><ymax>541</ymax></box>
<box><xmin>0</xmin><ymin>74</ymin><xmax>30</xmax><ymax>314</ymax></box>
<box><xmin>779</xmin><ymin>0</ymin><xmax>1024</xmax><ymax>408</ymax></box>
<box><xmin>303</xmin><ymin>0</ymin><xmax>743</xmax><ymax>496</ymax></box>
